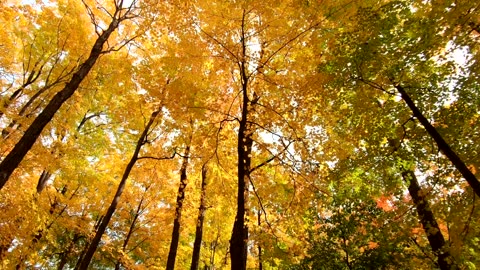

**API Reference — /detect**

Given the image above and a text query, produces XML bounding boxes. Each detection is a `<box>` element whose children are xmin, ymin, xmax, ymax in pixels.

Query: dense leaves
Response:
<box><xmin>1</xmin><ymin>0</ymin><xmax>480</xmax><ymax>269</ymax></box>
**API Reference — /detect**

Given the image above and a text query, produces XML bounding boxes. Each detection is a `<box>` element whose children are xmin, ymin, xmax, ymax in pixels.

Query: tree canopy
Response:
<box><xmin>1</xmin><ymin>0</ymin><xmax>480</xmax><ymax>269</ymax></box>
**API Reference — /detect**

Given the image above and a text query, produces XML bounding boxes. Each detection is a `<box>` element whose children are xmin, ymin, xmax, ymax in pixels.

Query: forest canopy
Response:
<box><xmin>1</xmin><ymin>0</ymin><xmax>480</xmax><ymax>269</ymax></box>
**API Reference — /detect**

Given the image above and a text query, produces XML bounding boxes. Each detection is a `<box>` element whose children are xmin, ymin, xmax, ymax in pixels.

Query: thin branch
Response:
<box><xmin>250</xmin><ymin>140</ymin><xmax>294</xmax><ymax>173</ymax></box>
<box><xmin>81</xmin><ymin>0</ymin><xmax>102</xmax><ymax>36</ymax></box>
<box><xmin>136</xmin><ymin>150</ymin><xmax>178</xmax><ymax>161</ymax></box>
<box><xmin>249</xmin><ymin>176</ymin><xmax>275</xmax><ymax>234</ymax></box>
<box><xmin>199</xmin><ymin>27</ymin><xmax>239</xmax><ymax>62</ymax></box>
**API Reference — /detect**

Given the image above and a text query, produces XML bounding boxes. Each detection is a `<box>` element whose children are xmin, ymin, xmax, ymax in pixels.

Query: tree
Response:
<box><xmin>191</xmin><ymin>163</ymin><xmax>209</xmax><ymax>270</ymax></box>
<box><xmin>0</xmin><ymin>0</ymin><xmax>141</xmax><ymax>189</ymax></box>
<box><xmin>326</xmin><ymin>0</ymin><xmax>480</xmax><ymax>197</ymax></box>
<box><xmin>2</xmin><ymin>0</ymin><xmax>480</xmax><ymax>269</ymax></box>
<box><xmin>402</xmin><ymin>169</ymin><xmax>457</xmax><ymax>270</ymax></box>
<box><xmin>193</xmin><ymin>1</ymin><xmax>330</xmax><ymax>267</ymax></box>
<box><xmin>77</xmin><ymin>108</ymin><xmax>164</xmax><ymax>269</ymax></box>
<box><xmin>166</xmin><ymin>140</ymin><xmax>191</xmax><ymax>270</ymax></box>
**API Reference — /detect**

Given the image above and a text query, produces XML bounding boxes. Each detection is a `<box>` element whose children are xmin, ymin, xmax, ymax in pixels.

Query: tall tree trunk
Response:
<box><xmin>191</xmin><ymin>163</ymin><xmax>209</xmax><ymax>270</ymax></box>
<box><xmin>395</xmin><ymin>84</ymin><xmax>480</xmax><ymax>197</ymax></box>
<box><xmin>77</xmin><ymin>110</ymin><xmax>160</xmax><ymax>269</ymax></box>
<box><xmin>0</xmin><ymin>10</ymin><xmax>125</xmax><ymax>190</ymax></box>
<box><xmin>166</xmin><ymin>144</ymin><xmax>191</xmax><ymax>270</ymax></box>
<box><xmin>402</xmin><ymin>170</ymin><xmax>457</xmax><ymax>270</ymax></box>
<box><xmin>114</xmin><ymin>191</ymin><xmax>147</xmax><ymax>270</ymax></box>
<box><xmin>257</xmin><ymin>210</ymin><xmax>262</xmax><ymax>270</ymax></box>
<box><xmin>230</xmin><ymin>10</ymin><xmax>254</xmax><ymax>270</ymax></box>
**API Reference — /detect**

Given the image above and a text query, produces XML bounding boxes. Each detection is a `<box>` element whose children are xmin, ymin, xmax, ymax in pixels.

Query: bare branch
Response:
<box><xmin>136</xmin><ymin>150</ymin><xmax>178</xmax><ymax>161</ymax></box>
<box><xmin>199</xmin><ymin>27</ymin><xmax>240</xmax><ymax>63</ymax></box>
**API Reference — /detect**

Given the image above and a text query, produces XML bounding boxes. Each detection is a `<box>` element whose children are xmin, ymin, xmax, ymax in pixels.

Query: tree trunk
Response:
<box><xmin>36</xmin><ymin>170</ymin><xmax>51</xmax><ymax>193</ymax></box>
<box><xmin>0</xmin><ymin>14</ymin><xmax>123</xmax><ymax>190</ymax></box>
<box><xmin>166</xmin><ymin>144</ymin><xmax>191</xmax><ymax>270</ymax></box>
<box><xmin>402</xmin><ymin>170</ymin><xmax>457</xmax><ymax>270</ymax></box>
<box><xmin>191</xmin><ymin>163</ymin><xmax>209</xmax><ymax>270</ymax></box>
<box><xmin>230</xmin><ymin>10</ymin><xmax>254</xmax><ymax>270</ymax></box>
<box><xmin>395</xmin><ymin>84</ymin><xmax>480</xmax><ymax>197</ymax></box>
<box><xmin>114</xmin><ymin>192</ymin><xmax>147</xmax><ymax>270</ymax></box>
<box><xmin>77</xmin><ymin>110</ymin><xmax>160</xmax><ymax>269</ymax></box>
<box><xmin>257</xmin><ymin>210</ymin><xmax>263</xmax><ymax>270</ymax></box>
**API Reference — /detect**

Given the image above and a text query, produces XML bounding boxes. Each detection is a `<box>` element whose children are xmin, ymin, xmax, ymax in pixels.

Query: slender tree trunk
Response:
<box><xmin>257</xmin><ymin>210</ymin><xmax>262</xmax><ymax>270</ymax></box>
<box><xmin>0</xmin><ymin>13</ymin><xmax>124</xmax><ymax>190</ymax></box>
<box><xmin>230</xmin><ymin>65</ymin><xmax>252</xmax><ymax>270</ymax></box>
<box><xmin>402</xmin><ymin>170</ymin><xmax>457</xmax><ymax>270</ymax></box>
<box><xmin>36</xmin><ymin>170</ymin><xmax>51</xmax><ymax>193</ymax></box>
<box><xmin>230</xmin><ymin>10</ymin><xmax>254</xmax><ymax>270</ymax></box>
<box><xmin>395</xmin><ymin>85</ymin><xmax>480</xmax><ymax>197</ymax></box>
<box><xmin>209</xmin><ymin>233</ymin><xmax>220</xmax><ymax>269</ymax></box>
<box><xmin>74</xmin><ymin>242</ymin><xmax>89</xmax><ymax>270</ymax></box>
<box><xmin>77</xmin><ymin>110</ymin><xmax>160</xmax><ymax>269</ymax></box>
<box><xmin>114</xmin><ymin>193</ymin><xmax>147</xmax><ymax>270</ymax></box>
<box><xmin>191</xmin><ymin>163</ymin><xmax>209</xmax><ymax>270</ymax></box>
<box><xmin>166</xmin><ymin>145</ymin><xmax>191</xmax><ymax>270</ymax></box>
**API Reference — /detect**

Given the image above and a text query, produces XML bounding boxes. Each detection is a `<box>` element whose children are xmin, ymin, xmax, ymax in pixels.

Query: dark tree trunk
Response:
<box><xmin>36</xmin><ymin>170</ymin><xmax>51</xmax><ymax>193</ymax></box>
<box><xmin>395</xmin><ymin>85</ymin><xmax>480</xmax><ymax>197</ymax></box>
<box><xmin>77</xmin><ymin>110</ymin><xmax>160</xmax><ymax>270</ymax></box>
<box><xmin>166</xmin><ymin>145</ymin><xmax>191</xmax><ymax>270</ymax></box>
<box><xmin>0</xmin><ymin>14</ymin><xmax>123</xmax><ymax>190</ymax></box>
<box><xmin>257</xmin><ymin>210</ymin><xmax>262</xmax><ymax>270</ymax></box>
<box><xmin>402</xmin><ymin>170</ymin><xmax>457</xmax><ymax>270</ymax></box>
<box><xmin>191</xmin><ymin>163</ymin><xmax>209</xmax><ymax>270</ymax></box>
<box><xmin>230</xmin><ymin>10</ymin><xmax>255</xmax><ymax>270</ymax></box>
<box><xmin>230</xmin><ymin>71</ymin><xmax>255</xmax><ymax>270</ymax></box>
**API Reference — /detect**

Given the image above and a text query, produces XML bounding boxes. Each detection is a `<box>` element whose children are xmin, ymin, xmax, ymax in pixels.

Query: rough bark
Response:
<box><xmin>395</xmin><ymin>85</ymin><xmax>480</xmax><ymax>197</ymax></box>
<box><xmin>402</xmin><ymin>170</ymin><xmax>457</xmax><ymax>270</ymax></box>
<box><xmin>190</xmin><ymin>163</ymin><xmax>208</xmax><ymax>270</ymax></box>
<box><xmin>77</xmin><ymin>110</ymin><xmax>160</xmax><ymax>270</ymax></box>
<box><xmin>0</xmin><ymin>14</ymin><xmax>123</xmax><ymax>190</ymax></box>
<box><xmin>166</xmin><ymin>145</ymin><xmax>191</xmax><ymax>270</ymax></box>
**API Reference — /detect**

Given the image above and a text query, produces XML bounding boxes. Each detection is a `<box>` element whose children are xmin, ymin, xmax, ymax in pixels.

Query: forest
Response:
<box><xmin>0</xmin><ymin>0</ymin><xmax>479</xmax><ymax>269</ymax></box>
